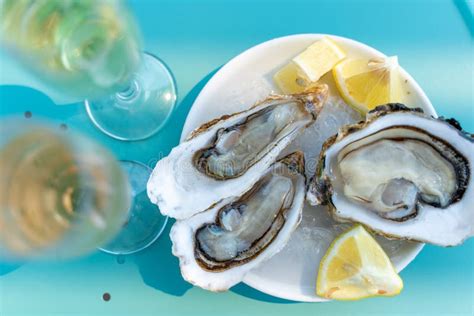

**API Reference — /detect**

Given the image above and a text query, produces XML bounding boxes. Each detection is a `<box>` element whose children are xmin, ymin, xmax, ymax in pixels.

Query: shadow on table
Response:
<box><xmin>0</xmin><ymin>262</ymin><xmax>22</xmax><ymax>277</ymax></box>
<box><xmin>134</xmin><ymin>68</ymin><xmax>296</xmax><ymax>304</ymax></box>
<box><xmin>231</xmin><ymin>283</ymin><xmax>296</xmax><ymax>304</ymax></box>
<box><xmin>0</xmin><ymin>84</ymin><xmax>56</xmax><ymax>117</ymax></box>
<box><xmin>133</xmin><ymin>219</ymin><xmax>192</xmax><ymax>296</ymax></box>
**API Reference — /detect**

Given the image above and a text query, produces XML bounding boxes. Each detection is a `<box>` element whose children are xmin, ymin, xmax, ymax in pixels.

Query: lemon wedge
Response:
<box><xmin>273</xmin><ymin>37</ymin><xmax>346</xmax><ymax>94</ymax></box>
<box><xmin>316</xmin><ymin>225</ymin><xmax>403</xmax><ymax>300</ymax></box>
<box><xmin>273</xmin><ymin>62</ymin><xmax>308</xmax><ymax>94</ymax></box>
<box><xmin>333</xmin><ymin>56</ymin><xmax>403</xmax><ymax>113</ymax></box>
<box><xmin>293</xmin><ymin>37</ymin><xmax>346</xmax><ymax>82</ymax></box>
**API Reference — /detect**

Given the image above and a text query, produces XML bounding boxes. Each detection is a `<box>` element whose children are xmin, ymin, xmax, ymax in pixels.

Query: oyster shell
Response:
<box><xmin>307</xmin><ymin>103</ymin><xmax>474</xmax><ymax>246</ymax></box>
<box><xmin>148</xmin><ymin>85</ymin><xmax>328</xmax><ymax>220</ymax></box>
<box><xmin>170</xmin><ymin>152</ymin><xmax>306</xmax><ymax>291</ymax></box>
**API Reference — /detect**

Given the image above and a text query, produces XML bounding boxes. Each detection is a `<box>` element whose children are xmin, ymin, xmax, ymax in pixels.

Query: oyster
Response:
<box><xmin>307</xmin><ymin>104</ymin><xmax>473</xmax><ymax>246</ymax></box>
<box><xmin>148</xmin><ymin>85</ymin><xmax>328</xmax><ymax>219</ymax></box>
<box><xmin>170</xmin><ymin>152</ymin><xmax>306</xmax><ymax>291</ymax></box>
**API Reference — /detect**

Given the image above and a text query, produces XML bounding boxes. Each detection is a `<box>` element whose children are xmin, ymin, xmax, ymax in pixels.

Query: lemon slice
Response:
<box><xmin>316</xmin><ymin>225</ymin><xmax>403</xmax><ymax>300</ymax></box>
<box><xmin>333</xmin><ymin>56</ymin><xmax>403</xmax><ymax>113</ymax></box>
<box><xmin>273</xmin><ymin>37</ymin><xmax>345</xmax><ymax>94</ymax></box>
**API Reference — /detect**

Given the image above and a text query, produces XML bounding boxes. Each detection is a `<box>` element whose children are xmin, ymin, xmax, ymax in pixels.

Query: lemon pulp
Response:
<box><xmin>316</xmin><ymin>225</ymin><xmax>403</xmax><ymax>300</ymax></box>
<box><xmin>333</xmin><ymin>56</ymin><xmax>403</xmax><ymax>113</ymax></box>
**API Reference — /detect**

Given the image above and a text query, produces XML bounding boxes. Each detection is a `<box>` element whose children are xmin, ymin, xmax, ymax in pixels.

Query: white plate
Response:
<box><xmin>180</xmin><ymin>34</ymin><xmax>433</xmax><ymax>302</ymax></box>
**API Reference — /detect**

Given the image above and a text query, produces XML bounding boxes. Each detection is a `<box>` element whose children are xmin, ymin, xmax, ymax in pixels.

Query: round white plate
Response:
<box><xmin>180</xmin><ymin>34</ymin><xmax>433</xmax><ymax>302</ymax></box>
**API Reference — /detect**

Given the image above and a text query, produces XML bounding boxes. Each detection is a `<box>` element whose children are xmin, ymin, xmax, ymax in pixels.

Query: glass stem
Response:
<box><xmin>116</xmin><ymin>80</ymin><xmax>140</xmax><ymax>102</ymax></box>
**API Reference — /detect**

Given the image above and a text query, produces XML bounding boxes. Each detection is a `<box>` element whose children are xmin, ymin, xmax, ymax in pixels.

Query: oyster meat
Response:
<box><xmin>148</xmin><ymin>85</ymin><xmax>328</xmax><ymax>219</ymax></box>
<box><xmin>307</xmin><ymin>104</ymin><xmax>474</xmax><ymax>246</ymax></box>
<box><xmin>171</xmin><ymin>152</ymin><xmax>306</xmax><ymax>291</ymax></box>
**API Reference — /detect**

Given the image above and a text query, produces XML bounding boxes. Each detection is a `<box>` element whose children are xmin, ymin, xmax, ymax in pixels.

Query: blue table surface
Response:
<box><xmin>0</xmin><ymin>0</ymin><xmax>473</xmax><ymax>315</ymax></box>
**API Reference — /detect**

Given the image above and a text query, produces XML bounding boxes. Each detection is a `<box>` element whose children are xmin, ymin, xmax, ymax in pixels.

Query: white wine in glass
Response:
<box><xmin>0</xmin><ymin>120</ymin><xmax>167</xmax><ymax>260</ymax></box>
<box><xmin>0</xmin><ymin>120</ymin><xmax>130</xmax><ymax>260</ymax></box>
<box><xmin>0</xmin><ymin>0</ymin><xmax>177</xmax><ymax>141</ymax></box>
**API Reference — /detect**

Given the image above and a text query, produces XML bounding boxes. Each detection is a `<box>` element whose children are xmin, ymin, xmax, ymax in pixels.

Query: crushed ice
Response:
<box><xmin>252</xmin><ymin>97</ymin><xmax>414</xmax><ymax>281</ymax></box>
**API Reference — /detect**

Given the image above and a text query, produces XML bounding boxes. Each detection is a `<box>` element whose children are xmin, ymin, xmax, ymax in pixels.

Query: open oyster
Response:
<box><xmin>171</xmin><ymin>152</ymin><xmax>306</xmax><ymax>291</ymax></box>
<box><xmin>307</xmin><ymin>104</ymin><xmax>473</xmax><ymax>246</ymax></box>
<box><xmin>148</xmin><ymin>85</ymin><xmax>328</xmax><ymax>219</ymax></box>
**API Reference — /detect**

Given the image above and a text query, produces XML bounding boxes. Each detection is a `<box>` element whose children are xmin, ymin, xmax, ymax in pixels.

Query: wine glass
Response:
<box><xmin>0</xmin><ymin>0</ymin><xmax>177</xmax><ymax>141</ymax></box>
<box><xmin>0</xmin><ymin>119</ymin><xmax>167</xmax><ymax>260</ymax></box>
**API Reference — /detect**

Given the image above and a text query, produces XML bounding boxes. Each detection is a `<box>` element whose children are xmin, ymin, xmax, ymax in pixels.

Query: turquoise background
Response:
<box><xmin>0</xmin><ymin>0</ymin><xmax>473</xmax><ymax>315</ymax></box>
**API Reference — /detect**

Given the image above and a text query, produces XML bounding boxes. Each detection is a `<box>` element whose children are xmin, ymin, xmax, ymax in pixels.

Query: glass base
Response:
<box><xmin>85</xmin><ymin>52</ymin><xmax>177</xmax><ymax>141</ymax></box>
<box><xmin>99</xmin><ymin>160</ymin><xmax>168</xmax><ymax>255</ymax></box>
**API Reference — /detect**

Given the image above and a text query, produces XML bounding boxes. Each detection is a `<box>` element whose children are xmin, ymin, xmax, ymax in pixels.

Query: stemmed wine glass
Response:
<box><xmin>0</xmin><ymin>119</ymin><xmax>165</xmax><ymax>260</ymax></box>
<box><xmin>0</xmin><ymin>0</ymin><xmax>177</xmax><ymax>141</ymax></box>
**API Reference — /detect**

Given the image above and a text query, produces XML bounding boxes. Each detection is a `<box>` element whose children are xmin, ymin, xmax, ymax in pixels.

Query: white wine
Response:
<box><xmin>0</xmin><ymin>0</ymin><xmax>141</xmax><ymax>98</ymax></box>
<box><xmin>0</xmin><ymin>126</ymin><xmax>130</xmax><ymax>260</ymax></box>
<box><xmin>1</xmin><ymin>0</ymin><xmax>177</xmax><ymax>142</ymax></box>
